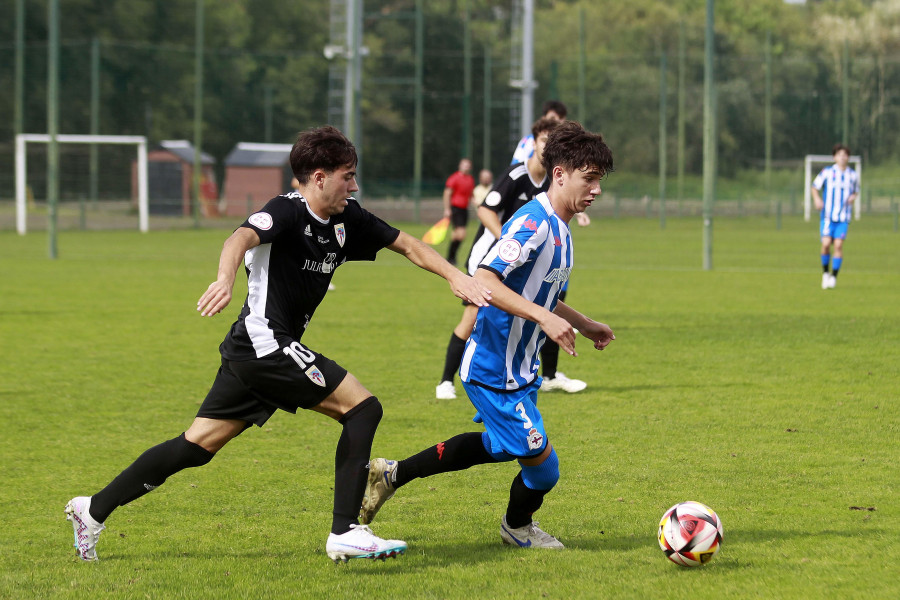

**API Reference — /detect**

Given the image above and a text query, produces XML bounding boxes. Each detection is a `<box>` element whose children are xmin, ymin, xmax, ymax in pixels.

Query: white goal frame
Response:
<box><xmin>804</xmin><ymin>154</ymin><xmax>862</xmax><ymax>222</ymax></box>
<box><xmin>16</xmin><ymin>134</ymin><xmax>149</xmax><ymax>234</ymax></box>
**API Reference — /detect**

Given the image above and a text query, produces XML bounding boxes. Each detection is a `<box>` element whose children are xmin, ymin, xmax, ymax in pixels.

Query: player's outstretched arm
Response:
<box><xmin>197</xmin><ymin>227</ymin><xmax>260</xmax><ymax>317</ymax></box>
<box><xmin>554</xmin><ymin>301</ymin><xmax>615</xmax><ymax>351</ymax></box>
<box><xmin>474</xmin><ymin>268</ymin><xmax>578</xmax><ymax>356</ymax></box>
<box><xmin>388</xmin><ymin>231</ymin><xmax>492</xmax><ymax>307</ymax></box>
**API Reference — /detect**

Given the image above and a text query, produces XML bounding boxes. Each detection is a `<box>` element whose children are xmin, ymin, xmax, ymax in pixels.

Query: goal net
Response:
<box><xmin>803</xmin><ymin>154</ymin><xmax>862</xmax><ymax>222</ymax></box>
<box><xmin>15</xmin><ymin>134</ymin><xmax>149</xmax><ymax>234</ymax></box>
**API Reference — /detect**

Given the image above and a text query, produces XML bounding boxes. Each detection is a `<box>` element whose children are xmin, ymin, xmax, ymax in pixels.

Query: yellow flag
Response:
<box><xmin>422</xmin><ymin>217</ymin><xmax>450</xmax><ymax>245</ymax></box>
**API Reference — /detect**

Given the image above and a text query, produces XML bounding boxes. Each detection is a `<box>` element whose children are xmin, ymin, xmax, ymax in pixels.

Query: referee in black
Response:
<box><xmin>66</xmin><ymin>125</ymin><xmax>491</xmax><ymax>563</ymax></box>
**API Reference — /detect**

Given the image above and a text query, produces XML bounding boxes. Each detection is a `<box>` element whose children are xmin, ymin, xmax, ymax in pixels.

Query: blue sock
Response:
<box><xmin>832</xmin><ymin>257</ymin><xmax>842</xmax><ymax>276</ymax></box>
<box><xmin>821</xmin><ymin>254</ymin><xmax>830</xmax><ymax>272</ymax></box>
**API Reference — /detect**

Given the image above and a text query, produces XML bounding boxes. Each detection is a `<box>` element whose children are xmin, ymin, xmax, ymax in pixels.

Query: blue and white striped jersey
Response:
<box><xmin>460</xmin><ymin>192</ymin><xmax>573</xmax><ymax>391</ymax></box>
<box><xmin>813</xmin><ymin>165</ymin><xmax>859</xmax><ymax>223</ymax></box>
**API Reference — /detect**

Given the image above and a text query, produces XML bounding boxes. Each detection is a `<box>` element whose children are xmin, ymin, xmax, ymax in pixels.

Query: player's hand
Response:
<box><xmin>575</xmin><ymin>212</ymin><xmax>591</xmax><ymax>227</ymax></box>
<box><xmin>540</xmin><ymin>313</ymin><xmax>578</xmax><ymax>356</ymax></box>
<box><xmin>197</xmin><ymin>279</ymin><xmax>233</xmax><ymax>317</ymax></box>
<box><xmin>814</xmin><ymin>200</ymin><xmax>824</xmax><ymax>211</ymax></box>
<box><xmin>580</xmin><ymin>320</ymin><xmax>615</xmax><ymax>351</ymax></box>
<box><xmin>449</xmin><ymin>272</ymin><xmax>492</xmax><ymax>307</ymax></box>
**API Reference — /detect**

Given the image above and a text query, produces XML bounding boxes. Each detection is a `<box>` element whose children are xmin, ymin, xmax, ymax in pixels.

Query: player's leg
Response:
<box><xmin>501</xmin><ymin>445</ymin><xmax>564</xmax><ymax>549</ymax></box>
<box><xmin>360</xmin><ymin>430</ymin><xmax>511</xmax><ymax>525</ymax></box>
<box><xmin>831</xmin><ymin>232</ymin><xmax>846</xmax><ymax>285</ymax></box>
<box><xmin>312</xmin><ymin>373</ymin><xmax>407</xmax><ymax>561</ymax></box>
<box><xmin>436</xmin><ymin>304</ymin><xmax>478</xmax><ymax>398</ymax></box>
<box><xmin>446</xmin><ymin>207</ymin><xmax>468</xmax><ymax>265</ymax></box>
<box><xmin>820</xmin><ymin>220</ymin><xmax>834</xmax><ymax>288</ymax></box>
<box><xmin>66</xmin><ymin>361</ymin><xmax>256</xmax><ymax>561</ymax></box>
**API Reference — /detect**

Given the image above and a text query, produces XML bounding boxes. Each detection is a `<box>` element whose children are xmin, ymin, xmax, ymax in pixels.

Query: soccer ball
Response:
<box><xmin>657</xmin><ymin>501</ymin><xmax>723</xmax><ymax>567</ymax></box>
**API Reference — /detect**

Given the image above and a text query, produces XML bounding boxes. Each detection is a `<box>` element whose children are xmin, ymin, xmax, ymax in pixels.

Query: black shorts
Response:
<box><xmin>450</xmin><ymin>206</ymin><xmax>469</xmax><ymax>229</ymax></box>
<box><xmin>197</xmin><ymin>341</ymin><xmax>348</xmax><ymax>427</ymax></box>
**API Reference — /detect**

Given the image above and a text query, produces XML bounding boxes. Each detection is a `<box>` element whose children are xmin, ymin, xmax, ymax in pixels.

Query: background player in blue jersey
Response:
<box><xmin>65</xmin><ymin>126</ymin><xmax>490</xmax><ymax>564</ymax></box>
<box><xmin>362</xmin><ymin>121</ymin><xmax>615</xmax><ymax>549</ymax></box>
<box><xmin>812</xmin><ymin>143</ymin><xmax>859</xmax><ymax>289</ymax></box>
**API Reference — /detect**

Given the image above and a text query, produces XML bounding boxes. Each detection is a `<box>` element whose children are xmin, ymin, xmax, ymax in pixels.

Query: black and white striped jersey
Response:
<box><xmin>464</xmin><ymin>162</ymin><xmax>549</xmax><ymax>276</ymax></box>
<box><xmin>219</xmin><ymin>192</ymin><xmax>400</xmax><ymax>360</ymax></box>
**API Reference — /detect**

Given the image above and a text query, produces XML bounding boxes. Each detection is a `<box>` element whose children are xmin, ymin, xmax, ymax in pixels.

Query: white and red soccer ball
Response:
<box><xmin>657</xmin><ymin>501</ymin><xmax>723</xmax><ymax>567</ymax></box>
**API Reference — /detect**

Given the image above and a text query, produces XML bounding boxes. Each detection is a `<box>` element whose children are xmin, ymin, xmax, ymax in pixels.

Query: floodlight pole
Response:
<box><xmin>14</xmin><ymin>0</ymin><xmax>24</xmax><ymax>140</ymax></box>
<box><xmin>47</xmin><ymin>0</ymin><xmax>60</xmax><ymax>259</ymax></box>
<box><xmin>520</xmin><ymin>0</ymin><xmax>535</xmax><ymax>135</ymax></box>
<box><xmin>192</xmin><ymin>0</ymin><xmax>205</xmax><ymax>228</ymax></box>
<box><xmin>412</xmin><ymin>0</ymin><xmax>424</xmax><ymax>207</ymax></box>
<box><xmin>482</xmin><ymin>44</ymin><xmax>492</xmax><ymax>173</ymax></box>
<box><xmin>702</xmin><ymin>0</ymin><xmax>715</xmax><ymax>270</ymax></box>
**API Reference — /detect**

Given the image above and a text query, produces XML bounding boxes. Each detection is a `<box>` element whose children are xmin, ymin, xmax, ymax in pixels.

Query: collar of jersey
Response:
<box><xmin>298</xmin><ymin>196</ymin><xmax>331</xmax><ymax>225</ymax></box>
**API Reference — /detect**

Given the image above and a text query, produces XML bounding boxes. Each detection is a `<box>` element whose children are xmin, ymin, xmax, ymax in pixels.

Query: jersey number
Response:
<box><xmin>514</xmin><ymin>402</ymin><xmax>533</xmax><ymax>429</ymax></box>
<box><xmin>283</xmin><ymin>341</ymin><xmax>315</xmax><ymax>369</ymax></box>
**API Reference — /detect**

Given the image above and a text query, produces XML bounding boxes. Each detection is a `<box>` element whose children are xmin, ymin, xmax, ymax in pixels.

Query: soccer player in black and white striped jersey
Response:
<box><xmin>65</xmin><ymin>126</ymin><xmax>491</xmax><ymax>564</ymax></box>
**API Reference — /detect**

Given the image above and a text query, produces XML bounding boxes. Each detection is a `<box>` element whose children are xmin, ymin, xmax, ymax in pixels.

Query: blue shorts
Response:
<box><xmin>820</xmin><ymin>221</ymin><xmax>849</xmax><ymax>240</ymax></box>
<box><xmin>462</xmin><ymin>380</ymin><xmax>547</xmax><ymax>458</ymax></box>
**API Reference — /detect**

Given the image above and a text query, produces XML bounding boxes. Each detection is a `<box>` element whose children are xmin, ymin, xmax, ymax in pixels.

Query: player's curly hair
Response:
<box><xmin>532</xmin><ymin>116</ymin><xmax>561</xmax><ymax>139</ymax></box>
<box><xmin>541</xmin><ymin>121</ymin><xmax>614</xmax><ymax>177</ymax></box>
<box><xmin>291</xmin><ymin>126</ymin><xmax>358</xmax><ymax>184</ymax></box>
<box><xmin>832</xmin><ymin>143</ymin><xmax>851</xmax><ymax>156</ymax></box>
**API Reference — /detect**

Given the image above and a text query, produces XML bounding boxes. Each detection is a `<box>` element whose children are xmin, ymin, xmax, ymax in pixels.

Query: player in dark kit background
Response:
<box><xmin>65</xmin><ymin>126</ymin><xmax>491</xmax><ymax>564</ymax></box>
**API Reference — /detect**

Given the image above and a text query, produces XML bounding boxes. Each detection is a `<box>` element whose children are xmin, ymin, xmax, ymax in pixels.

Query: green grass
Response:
<box><xmin>1</xmin><ymin>214</ymin><xmax>898</xmax><ymax>599</ymax></box>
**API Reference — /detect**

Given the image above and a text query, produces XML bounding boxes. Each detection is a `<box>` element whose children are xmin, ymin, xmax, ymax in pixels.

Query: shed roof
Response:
<box><xmin>159</xmin><ymin>140</ymin><xmax>215</xmax><ymax>165</ymax></box>
<box><xmin>225</xmin><ymin>142</ymin><xmax>293</xmax><ymax>167</ymax></box>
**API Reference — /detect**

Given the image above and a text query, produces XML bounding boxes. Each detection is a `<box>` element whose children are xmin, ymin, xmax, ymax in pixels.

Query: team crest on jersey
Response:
<box><xmin>305</xmin><ymin>366</ymin><xmax>326</xmax><ymax>387</ymax></box>
<box><xmin>335</xmin><ymin>223</ymin><xmax>346</xmax><ymax>247</ymax></box>
<box><xmin>497</xmin><ymin>239</ymin><xmax>522</xmax><ymax>263</ymax></box>
<box><xmin>527</xmin><ymin>428</ymin><xmax>544</xmax><ymax>450</ymax></box>
<box><xmin>248</xmin><ymin>212</ymin><xmax>273</xmax><ymax>230</ymax></box>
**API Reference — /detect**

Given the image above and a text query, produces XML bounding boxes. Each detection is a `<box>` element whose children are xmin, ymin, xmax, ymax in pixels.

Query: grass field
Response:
<box><xmin>1</xmin><ymin>214</ymin><xmax>898</xmax><ymax>599</ymax></box>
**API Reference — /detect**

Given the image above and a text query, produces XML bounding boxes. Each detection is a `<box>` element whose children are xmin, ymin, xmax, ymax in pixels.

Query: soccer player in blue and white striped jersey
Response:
<box><xmin>812</xmin><ymin>143</ymin><xmax>859</xmax><ymax>289</ymax></box>
<box><xmin>360</xmin><ymin>122</ymin><xmax>615</xmax><ymax>549</ymax></box>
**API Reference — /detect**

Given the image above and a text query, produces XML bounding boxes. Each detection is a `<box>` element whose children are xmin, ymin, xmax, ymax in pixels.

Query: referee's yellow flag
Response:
<box><xmin>422</xmin><ymin>217</ymin><xmax>450</xmax><ymax>245</ymax></box>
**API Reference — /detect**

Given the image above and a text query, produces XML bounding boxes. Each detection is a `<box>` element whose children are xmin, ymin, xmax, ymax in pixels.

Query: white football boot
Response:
<box><xmin>325</xmin><ymin>524</ymin><xmax>406</xmax><ymax>563</ymax></box>
<box><xmin>540</xmin><ymin>372</ymin><xmax>587</xmax><ymax>393</ymax></box>
<box><xmin>359</xmin><ymin>458</ymin><xmax>397</xmax><ymax>525</ymax></box>
<box><xmin>827</xmin><ymin>274</ymin><xmax>837</xmax><ymax>289</ymax></box>
<box><xmin>65</xmin><ymin>496</ymin><xmax>106</xmax><ymax>561</ymax></box>
<box><xmin>500</xmin><ymin>515</ymin><xmax>564</xmax><ymax>549</ymax></box>
<box><xmin>822</xmin><ymin>272</ymin><xmax>831</xmax><ymax>289</ymax></box>
<box><xmin>435</xmin><ymin>380</ymin><xmax>457</xmax><ymax>400</ymax></box>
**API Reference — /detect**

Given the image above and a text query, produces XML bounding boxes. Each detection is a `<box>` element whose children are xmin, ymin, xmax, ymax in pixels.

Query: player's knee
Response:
<box><xmin>520</xmin><ymin>447</ymin><xmax>559</xmax><ymax>491</ymax></box>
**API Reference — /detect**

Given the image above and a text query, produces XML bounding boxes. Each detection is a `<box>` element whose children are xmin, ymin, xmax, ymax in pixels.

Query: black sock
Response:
<box><xmin>505</xmin><ymin>472</ymin><xmax>549</xmax><ymax>529</ymax></box>
<box><xmin>823</xmin><ymin>264</ymin><xmax>830</xmax><ymax>273</ymax></box>
<box><xmin>441</xmin><ymin>333</ymin><xmax>467</xmax><ymax>382</ymax></box>
<box><xmin>447</xmin><ymin>240</ymin><xmax>462</xmax><ymax>264</ymax></box>
<box><xmin>540</xmin><ymin>341</ymin><xmax>559</xmax><ymax>380</ymax></box>
<box><xmin>332</xmin><ymin>396</ymin><xmax>382</xmax><ymax>535</ymax></box>
<box><xmin>395</xmin><ymin>432</ymin><xmax>495</xmax><ymax>488</ymax></box>
<box><xmin>832</xmin><ymin>269</ymin><xmax>840</xmax><ymax>278</ymax></box>
<box><xmin>90</xmin><ymin>433</ymin><xmax>215</xmax><ymax>523</ymax></box>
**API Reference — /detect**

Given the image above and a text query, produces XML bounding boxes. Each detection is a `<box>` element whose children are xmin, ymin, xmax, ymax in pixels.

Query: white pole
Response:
<box><xmin>854</xmin><ymin>158</ymin><xmax>862</xmax><ymax>221</ymax></box>
<box><xmin>520</xmin><ymin>0</ymin><xmax>534</xmax><ymax>136</ymax></box>
<box><xmin>138</xmin><ymin>139</ymin><xmax>149</xmax><ymax>233</ymax></box>
<box><xmin>16</xmin><ymin>134</ymin><xmax>26</xmax><ymax>235</ymax></box>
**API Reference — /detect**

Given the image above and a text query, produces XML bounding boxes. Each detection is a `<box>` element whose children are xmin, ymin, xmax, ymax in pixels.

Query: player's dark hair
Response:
<box><xmin>832</xmin><ymin>143</ymin><xmax>850</xmax><ymax>156</ymax></box>
<box><xmin>541</xmin><ymin>121</ymin><xmax>614</xmax><ymax>178</ymax></box>
<box><xmin>541</xmin><ymin>100</ymin><xmax>568</xmax><ymax>119</ymax></box>
<box><xmin>291</xmin><ymin>126</ymin><xmax>358</xmax><ymax>184</ymax></box>
<box><xmin>532</xmin><ymin>116</ymin><xmax>561</xmax><ymax>139</ymax></box>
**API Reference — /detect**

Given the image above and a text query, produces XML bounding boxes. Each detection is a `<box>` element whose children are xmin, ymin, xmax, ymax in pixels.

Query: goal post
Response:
<box><xmin>803</xmin><ymin>154</ymin><xmax>862</xmax><ymax>222</ymax></box>
<box><xmin>15</xmin><ymin>134</ymin><xmax>149</xmax><ymax>234</ymax></box>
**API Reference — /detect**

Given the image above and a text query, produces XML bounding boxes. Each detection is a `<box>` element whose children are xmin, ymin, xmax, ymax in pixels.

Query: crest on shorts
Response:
<box><xmin>335</xmin><ymin>223</ymin><xmax>346</xmax><ymax>247</ymax></box>
<box><xmin>305</xmin><ymin>366</ymin><xmax>326</xmax><ymax>387</ymax></box>
<box><xmin>527</xmin><ymin>428</ymin><xmax>544</xmax><ymax>450</ymax></box>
